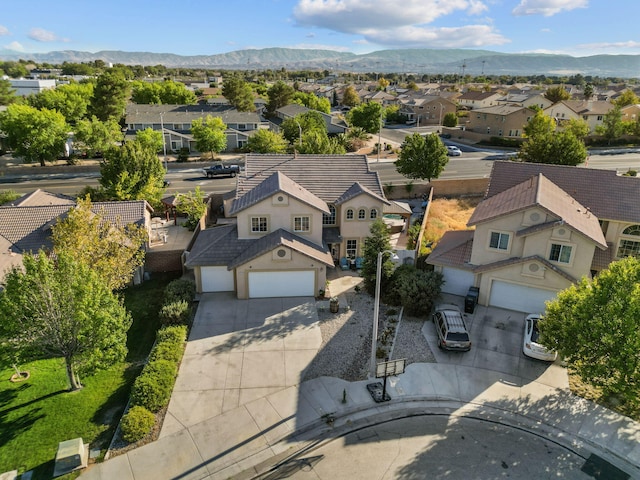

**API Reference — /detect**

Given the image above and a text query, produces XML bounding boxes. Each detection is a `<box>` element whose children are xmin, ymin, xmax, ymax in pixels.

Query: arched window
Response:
<box><xmin>370</xmin><ymin>208</ymin><xmax>378</xmax><ymax>220</ymax></box>
<box><xmin>323</xmin><ymin>205</ymin><xmax>336</xmax><ymax>225</ymax></box>
<box><xmin>617</xmin><ymin>225</ymin><xmax>640</xmax><ymax>258</ymax></box>
<box><xmin>346</xmin><ymin>208</ymin><xmax>354</xmax><ymax>220</ymax></box>
<box><xmin>358</xmin><ymin>208</ymin><xmax>366</xmax><ymax>220</ymax></box>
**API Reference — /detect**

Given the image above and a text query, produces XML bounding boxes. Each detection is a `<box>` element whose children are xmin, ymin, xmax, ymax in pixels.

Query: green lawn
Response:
<box><xmin>0</xmin><ymin>272</ymin><xmax>180</xmax><ymax>478</ymax></box>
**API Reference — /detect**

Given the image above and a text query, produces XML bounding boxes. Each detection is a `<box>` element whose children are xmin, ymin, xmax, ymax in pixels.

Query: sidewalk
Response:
<box><xmin>79</xmin><ymin>293</ymin><xmax>640</xmax><ymax>480</ymax></box>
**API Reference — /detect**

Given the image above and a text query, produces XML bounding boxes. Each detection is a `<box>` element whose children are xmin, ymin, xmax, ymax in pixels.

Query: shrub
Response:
<box><xmin>120</xmin><ymin>406</ymin><xmax>155</xmax><ymax>443</ymax></box>
<box><xmin>176</xmin><ymin>147</ymin><xmax>190</xmax><ymax>162</ymax></box>
<box><xmin>156</xmin><ymin>325</ymin><xmax>188</xmax><ymax>345</ymax></box>
<box><xmin>443</xmin><ymin>112</ymin><xmax>458</xmax><ymax>127</ymax></box>
<box><xmin>384</xmin><ymin>264</ymin><xmax>443</xmax><ymax>316</ymax></box>
<box><xmin>148</xmin><ymin>341</ymin><xmax>184</xmax><ymax>363</ymax></box>
<box><xmin>159</xmin><ymin>300</ymin><xmax>191</xmax><ymax>326</ymax></box>
<box><xmin>164</xmin><ymin>279</ymin><xmax>195</xmax><ymax>303</ymax></box>
<box><xmin>130</xmin><ymin>360</ymin><xmax>177</xmax><ymax>412</ymax></box>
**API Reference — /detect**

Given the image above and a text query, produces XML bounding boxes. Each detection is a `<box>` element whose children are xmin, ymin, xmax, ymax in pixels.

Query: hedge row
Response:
<box><xmin>160</xmin><ymin>279</ymin><xmax>196</xmax><ymax>327</ymax></box>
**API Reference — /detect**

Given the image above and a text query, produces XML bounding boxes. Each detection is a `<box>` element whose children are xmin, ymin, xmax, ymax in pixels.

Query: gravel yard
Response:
<box><xmin>302</xmin><ymin>290</ymin><xmax>436</xmax><ymax>382</ymax></box>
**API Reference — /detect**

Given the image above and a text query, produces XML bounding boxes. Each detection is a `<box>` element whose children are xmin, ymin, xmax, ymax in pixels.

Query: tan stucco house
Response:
<box><xmin>399</xmin><ymin>96</ymin><xmax>456</xmax><ymax>126</ymax></box>
<box><xmin>427</xmin><ymin>161</ymin><xmax>640</xmax><ymax>313</ymax></box>
<box><xmin>543</xmin><ymin>100</ymin><xmax>614</xmax><ymax>133</ymax></box>
<box><xmin>185</xmin><ymin>154</ymin><xmax>389</xmax><ymax>298</ymax></box>
<box><xmin>465</xmin><ymin>105</ymin><xmax>533</xmax><ymax>137</ymax></box>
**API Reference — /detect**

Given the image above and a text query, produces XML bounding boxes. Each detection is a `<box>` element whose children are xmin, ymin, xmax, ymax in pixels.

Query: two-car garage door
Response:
<box><xmin>248</xmin><ymin>271</ymin><xmax>315</xmax><ymax>298</ymax></box>
<box><xmin>489</xmin><ymin>280</ymin><xmax>557</xmax><ymax>313</ymax></box>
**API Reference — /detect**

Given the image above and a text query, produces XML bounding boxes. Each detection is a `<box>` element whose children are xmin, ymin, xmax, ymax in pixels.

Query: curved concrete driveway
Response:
<box><xmin>81</xmin><ymin>293</ymin><xmax>640</xmax><ymax>480</ymax></box>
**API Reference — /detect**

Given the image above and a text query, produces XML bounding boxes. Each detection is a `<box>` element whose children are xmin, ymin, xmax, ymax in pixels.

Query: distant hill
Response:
<box><xmin>1</xmin><ymin>47</ymin><xmax>639</xmax><ymax>77</ymax></box>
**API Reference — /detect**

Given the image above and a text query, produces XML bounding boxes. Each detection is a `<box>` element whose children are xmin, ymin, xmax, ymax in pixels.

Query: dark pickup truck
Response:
<box><xmin>202</xmin><ymin>164</ymin><xmax>241</xmax><ymax>178</ymax></box>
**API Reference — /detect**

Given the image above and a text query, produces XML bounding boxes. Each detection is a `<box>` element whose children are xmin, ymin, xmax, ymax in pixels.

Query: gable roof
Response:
<box><xmin>427</xmin><ymin>230</ymin><xmax>474</xmax><ymax>269</ymax></box>
<box><xmin>229</xmin><ymin>171</ymin><xmax>329</xmax><ymax>216</ymax></box>
<box><xmin>486</xmin><ymin>161</ymin><xmax>640</xmax><ymax>224</ymax></box>
<box><xmin>333</xmin><ymin>182</ymin><xmax>389</xmax><ymax>206</ymax></box>
<box><xmin>236</xmin><ymin>154</ymin><xmax>386</xmax><ymax>204</ymax></box>
<box><xmin>9</xmin><ymin>189</ymin><xmax>75</xmax><ymax>206</ymax></box>
<box><xmin>470</xmin><ymin>173</ymin><xmax>606</xmax><ymax>248</ymax></box>
<box><xmin>471</xmin><ymin>105</ymin><xmax>529</xmax><ymax>116</ymax></box>
<box><xmin>557</xmin><ymin>100</ymin><xmax>613</xmax><ymax>116</ymax></box>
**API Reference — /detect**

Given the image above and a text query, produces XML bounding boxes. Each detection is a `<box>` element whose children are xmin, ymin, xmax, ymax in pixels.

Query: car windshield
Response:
<box><xmin>447</xmin><ymin>332</ymin><xmax>469</xmax><ymax>342</ymax></box>
<box><xmin>531</xmin><ymin>320</ymin><xmax>540</xmax><ymax>342</ymax></box>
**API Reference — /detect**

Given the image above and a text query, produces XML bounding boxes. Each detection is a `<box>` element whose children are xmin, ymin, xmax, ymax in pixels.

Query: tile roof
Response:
<box><xmin>470</xmin><ymin>174</ymin><xmax>606</xmax><ymax>248</ymax></box>
<box><xmin>125</xmin><ymin>104</ymin><xmax>261</xmax><ymax>125</ymax></box>
<box><xmin>427</xmin><ymin>230</ymin><xmax>474</xmax><ymax>268</ymax></box>
<box><xmin>473</xmin><ymin>255</ymin><xmax>578</xmax><ymax>283</ymax></box>
<box><xmin>229</xmin><ymin>171</ymin><xmax>330</xmax><ymax>216</ymax></box>
<box><xmin>334</xmin><ymin>182</ymin><xmax>389</xmax><ymax>206</ymax></box>
<box><xmin>486</xmin><ymin>161</ymin><xmax>640</xmax><ymax>223</ymax></box>
<box><xmin>236</xmin><ymin>154</ymin><xmax>386</xmax><ymax>204</ymax></box>
<box><xmin>559</xmin><ymin>100</ymin><xmax>613</xmax><ymax>116</ymax></box>
<box><xmin>471</xmin><ymin>105</ymin><xmax>528</xmax><ymax>115</ymax></box>
<box><xmin>9</xmin><ymin>189</ymin><xmax>75</xmax><ymax>206</ymax></box>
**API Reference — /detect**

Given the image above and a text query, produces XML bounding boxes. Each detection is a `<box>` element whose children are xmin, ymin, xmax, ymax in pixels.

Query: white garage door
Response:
<box><xmin>489</xmin><ymin>280</ymin><xmax>557</xmax><ymax>313</ymax></box>
<box><xmin>248</xmin><ymin>271</ymin><xmax>315</xmax><ymax>298</ymax></box>
<box><xmin>201</xmin><ymin>266</ymin><xmax>235</xmax><ymax>292</ymax></box>
<box><xmin>441</xmin><ymin>267</ymin><xmax>475</xmax><ymax>296</ymax></box>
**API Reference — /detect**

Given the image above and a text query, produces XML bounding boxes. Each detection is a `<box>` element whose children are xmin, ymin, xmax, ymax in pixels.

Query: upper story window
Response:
<box><xmin>251</xmin><ymin>216</ymin><xmax>268</xmax><ymax>233</ymax></box>
<box><xmin>489</xmin><ymin>231</ymin><xmax>509</xmax><ymax>251</ymax></box>
<box><xmin>617</xmin><ymin>225</ymin><xmax>640</xmax><ymax>258</ymax></box>
<box><xmin>293</xmin><ymin>216</ymin><xmax>310</xmax><ymax>232</ymax></box>
<box><xmin>370</xmin><ymin>208</ymin><xmax>378</xmax><ymax>220</ymax></box>
<box><xmin>549</xmin><ymin>243</ymin><xmax>572</xmax><ymax>264</ymax></box>
<box><xmin>346</xmin><ymin>208</ymin><xmax>354</xmax><ymax>220</ymax></box>
<box><xmin>323</xmin><ymin>205</ymin><xmax>336</xmax><ymax>225</ymax></box>
<box><xmin>358</xmin><ymin>208</ymin><xmax>366</xmax><ymax>220</ymax></box>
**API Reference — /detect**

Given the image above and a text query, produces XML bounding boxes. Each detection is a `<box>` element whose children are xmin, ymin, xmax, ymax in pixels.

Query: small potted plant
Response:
<box><xmin>329</xmin><ymin>296</ymin><xmax>339</xmax><ymax>313</ymax></box>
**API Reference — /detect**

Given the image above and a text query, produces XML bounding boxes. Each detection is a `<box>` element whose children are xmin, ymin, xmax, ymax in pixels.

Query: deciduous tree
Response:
<box><xmin>342</xmin><ymin>85</ymin><xmax>360</xmax><ymax>107</ymax></box>
<box><xmin>361</xmin><ymin>219</ymin><xmax>394</xmax><ymax>296</ymax></box>
<box><xmin>540</xmin><ymin>256</ymin><xmax>640</xmax><ymax>408</ymax></box>
<box><xmin>28</xmin><ymin>82</ymin><xmax>93</xmax><ymax>124</ymax></box>
<box><xmin>596</xmin><ymin>105</ymin><xmax>625</xmax><ymax>145</ymax></box>
<box><xmin>0</xmin><ymin>251</ymin><xmax>131</xmax><ymax>390</ymax></box>
<box><xmin>347</xmin><ymin>101</ymin><xmax>384</xmax><ymax>134</ymax></box>
<box><xmin>175</xmin><ymin>187</ymin><xmax>207</xmax><ymax>231</ymax></box>
<box><xmin>544</xmin><ymin>85</ymin><xmax>571</xmax><ymax>103</ymax></box>
<box><xmin>135</xmin><ymin>127</ymin><xmax>164</xmax><ymax>153</ymax></box>
<box><xmin>90</xmin><ymin>70</ymin><xmax>131</xmax><ymax>122</ymax></box>
<box><xmin>74</xmin><ymin>115</ymin><xmax>122</xmax><ymax>158</ymax></box>
<box><xmin>266</xmin><ymin>81</ymin><xmax>295</xmax><ymax>114</ymax></box>
<box><xmin>0</xmin><ymin>103</ymin><xmax>68</xmax><ymax>166</ymax></box>
<box><xmin>0</xmin><ymin>78</ymin><xmax>17</xmax><ymax>105</ymax></box>
<box><xmin>221</xmin><ymin>75</ymin><xmax>255</xmax><ymax>112</ymax></box>
<box><xmin>191</xmin><ymin>115</ymin><xmax>227</xmax><ymax>159</ymax></box>
<box><xmin>395</xmin><ymin>132</ymin><xmax>449</xmax><ymax>182</ymax></box>
<box><xmin>281</xmin><ymin>111</ymin><xmax>327</xmax><ymax>144</ymax></box>
<box><xmin>245</xmin><ymin>129</ymin><xmax>289</xmax><ymax>153</ymax></box>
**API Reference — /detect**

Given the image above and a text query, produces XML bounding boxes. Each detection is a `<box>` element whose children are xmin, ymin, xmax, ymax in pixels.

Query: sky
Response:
<box><xmin>1</xmin><ymin>0</ymin><xmax>639</xmax><ymax>59</ymax></box>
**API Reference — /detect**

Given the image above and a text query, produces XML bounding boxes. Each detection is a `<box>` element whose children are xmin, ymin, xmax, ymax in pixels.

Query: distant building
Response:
<box><xmin>9</xmin><ymin>78</ymin><xmax>57</xmax><ymax>97</ymax></box>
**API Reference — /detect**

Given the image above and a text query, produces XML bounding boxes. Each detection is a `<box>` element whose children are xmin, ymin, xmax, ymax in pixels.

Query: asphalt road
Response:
<box><xmin>265</xmin><ymin>415</ymin><xmax>627</xmax><ymax>480</ymax></box>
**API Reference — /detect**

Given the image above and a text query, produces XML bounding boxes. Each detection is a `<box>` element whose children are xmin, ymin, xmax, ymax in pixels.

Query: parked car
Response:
<box><xmin>202</xmin><ymin>164</ymin><xmax>241</xmax><ymax>178</ymax></box>
<box><xmin>447</xmin><ymin>146</ymin><xmax>462</xmax><ymax>156</ymax></box>
<box><xmin>523</xmin><ymin>313</ymin><xmax>557</xmax><ymax>361</ymax></box>
<box><xmin>433</xmin><ymin>304</ymin><xmax>471</xmax><ymax>351</ymax></box>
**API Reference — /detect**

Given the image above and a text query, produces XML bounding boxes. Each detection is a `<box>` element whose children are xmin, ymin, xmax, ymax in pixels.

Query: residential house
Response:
<box><xmin>0</xmin><ymin>190</ymin><xmax>154</xmax><ymax>284</ymax></box>
<box><xmin>124</xmin><ymin>104</ymin><xmax>262</xmax><ymax>153</ymax></box>
<box><xmin>457</xmin><ymin>91</ymin><xmax>502</xmax><ymax>110</ymax></box>
<box><xmin>495</xmin><ymin>92</ymin><xmax>552</xmax><ymax>110</ymax></box>
<box><xmin>399</xmin><ymin>96</ymin><xmax>456</xmax><ymax>126</ymax></box>
<box><xmin>621</xmin><ymin>104</ymin><xmax>640</xmax><ymax>123</ymax></box>
<box><xmin>464</xmin><ymin>105</ymin><xmax>533</xmax><ymax>137</ymax></box>
<box><xmin>185</xmin><ymin>154</ymin><xmax>389</xmax><ymax>298</ymax></box>
<box><xmin>361</xmin><ymin>90</ymin><xmax>398</xmax><ymax>107</ymax></box>
<box><xmin>544</xmin><ymin>100</ymin><xmax>614</xmax><ymax>132</ymax></box>
<box><xmin>427</xmin><ymin>161</ymin><xmax>640</xmax><ymax>313</ymax></box>
<box><xmin>269</xmin><ymin>104</ymin><xmax>349</xmax><ymax>135</ymax></box>
<box><xmin>9</xmin><ymin>78</ymin><xmax>57</xmax><ymax>97</ymax></box>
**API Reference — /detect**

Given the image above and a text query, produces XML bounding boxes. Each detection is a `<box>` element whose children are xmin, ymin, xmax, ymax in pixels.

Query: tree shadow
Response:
<box><xmin>0</xmin><ymin>383</ymin><xmax>49</xmax><ymax>448</ymax></box>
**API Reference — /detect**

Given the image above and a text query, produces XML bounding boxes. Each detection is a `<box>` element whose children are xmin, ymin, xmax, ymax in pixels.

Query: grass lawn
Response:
<box><xmin>0</xmin><ymin>271</ymin><xmax>180</xmax><ymax>478</ymax></box>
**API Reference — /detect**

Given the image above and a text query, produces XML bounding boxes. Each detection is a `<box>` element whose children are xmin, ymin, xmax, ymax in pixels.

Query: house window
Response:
<box><xmin>346</xmin><ymin>239</ymin><xmax>358</xmax><ymax>258</ymax></box>
<box><xmin>293</xmin><ymin>216</ymin><xmax>310</xmax><ymax>232</ymax></box>
<box><xmin>346</xmin><ymin>208</ymin><xmax>354</xmax><ymax>220</ymax></box>
<box><xmin>549</xmin><ymin>244</ymin><xmax>572</xmax><ymax>263</ymax></box>
<box><xmin>238</xmin><ymin>123</ymin><xmax>246</xmax><ymax>130</ymax></box>
<box><xmin>617</xmin><ymin>225</ymin><xmax>640</xmax><ymax>258</ymax></box>
<box><xmin>597</xmin><ymin>115</ymin><xmax>603</xmax><ymax>121</ymax></box>
<box><xmin>358</xmin><ymin>208</ymin><xmax>366</xmax><ymax>220</ymax></box>
<box><xmin>251</xmin><ymin>216</ymin><xmax>268</xmax><ymax>233</ymax></box>
<box><xmin>370</xmin><ymin>208</ymin><xmax>378</xmax><ymax>219</ymax></box>
<box><xmin>323</xmin><ymin>205</ymin><xmax>336</xmax><ymax>225</ymax></box>
<box><xmin>489</xmin><ymin>231</ymin><xmax>509</xmax><ymax>251</ymax></box>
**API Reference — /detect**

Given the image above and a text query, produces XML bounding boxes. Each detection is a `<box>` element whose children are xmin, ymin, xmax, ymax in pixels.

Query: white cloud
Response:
<box><xmin>512</xmin><ymin>0</ymin><xmax>588</xmax><ymax>17</ymax></box>
<box><xmin>292</xmin><ymin>0</ymin><xmax>509</xmax><ymax>48</ymax></box>
<box><xmin>5</xmin><ymin>41</ymin><xmax>24</xmax><ymax>52</ymax></box>
<box><xmin>28</xmin><ymin>27</ymin><xmax>59</xmax><ymax>42</ymax></box>
<box><xmin>0</xmin><ymin>25</ymin><xmax>10</xmax><ymax>36</ymax></box>
<box><xmin>575</xmin><ymin>40</ymin><xmax>640</xmax><ymax>54</ymax></box>
<box><xmin>289</xmin><ymin>42</ymin><xmax>353</xmax><ymax>52</ymax></box>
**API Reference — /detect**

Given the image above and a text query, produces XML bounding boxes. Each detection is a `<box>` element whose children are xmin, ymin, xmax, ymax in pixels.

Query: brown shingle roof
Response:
<box><xmin>236</xmin><ymin>154</ymin><xmax>386</xmax><ymax>204</ymax></box>
<box><xmin>427</xmin><ymin>230</ymin><xmax>474</xmax><ymax>268</ymax></box>
<box><xmin>229</xmin><ymin>171</ymin><xmax>329</xmax><ymax>216</ymax></box>
<box><xmin>184</xmin><ymin>224</ymin><xmax>252</xmax><ymax>267</ymax></box>
<box><xmin>470</xmin><ymin>174</ymin><xmax>606</xmax><ymax>248</ymax></box>
<box><xmin>486</xmin><ymin>161</ymin><xmax>640</xmax><ymax>224</ymax></box>
<box><xmin>9</xmin><ymin>189</ymin><xmax>75</xmax><ymax>206</ymax></box>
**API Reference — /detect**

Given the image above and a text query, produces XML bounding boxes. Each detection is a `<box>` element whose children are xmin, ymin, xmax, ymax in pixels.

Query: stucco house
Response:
<box><xmin>465</xmin><ymin>105</ymin><xmax>533</xmax><ymax>137</ymax></box>
<box><xmin>124</xmin><ymin>104</ymin><xmax>263</xmax><ymax>153</ymax></box>
<box><xmin>457</xmin><ymin>91</ymin><xmax>502</xmax><ymax>110</ymax></box>
<box><xmin>399</xmin><ymin>96</ymin><xmax>456</xmax><ymax>126</ymax></box>
<box><xmin>544</xmin><ymin>100</ymin><xmax>614</xmax><ymax>132</ymax></box>
<box><xmin>269</xmin><ymin>104</ymin><xmax>349</xmax><ymax>135</ymax></box>
<box><xmin>185</xmin><ymin>154</ymin><xmax>389</xmax><ymax>298</ymax></box>
<box><xmin>427</xmin><ymin>161</ymin><xmax>640</xmax><ymax>313</ymax></box>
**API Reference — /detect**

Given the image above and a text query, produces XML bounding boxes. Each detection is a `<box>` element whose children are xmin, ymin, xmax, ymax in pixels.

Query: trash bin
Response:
<box><xmin>465</xmin><ymin>286</ymin><xmax>479</xmax><ymax>314</ymax></box>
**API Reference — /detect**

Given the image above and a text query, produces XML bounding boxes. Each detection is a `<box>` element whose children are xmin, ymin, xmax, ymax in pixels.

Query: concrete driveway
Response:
<box><xmin>423</xmin><ymin>294</ymin><xmax>569</xmax><ymax>390</ymax></box>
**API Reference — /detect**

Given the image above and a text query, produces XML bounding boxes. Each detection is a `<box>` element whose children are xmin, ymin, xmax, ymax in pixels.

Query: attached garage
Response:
<box><xmin>489</xmin><ymin>280</ymin><xmax>557</xmax><ymax>313</ymax></box>
<box><xmin>248</xmin><ymin>270</ymin><xmax>315</xmax><ymax>298</ymax></box>
<box><xmin>201</xmin><ymin>266</ymin><xmax>235</xmax><ymax>292</ymax></box>
<box><xmin>441</xmin><ymin>267</ymin><xmax>475</xmax><ymax>296</ymax></box>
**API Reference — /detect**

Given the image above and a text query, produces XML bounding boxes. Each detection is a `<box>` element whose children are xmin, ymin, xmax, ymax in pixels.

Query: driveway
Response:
<box><xmin>423</xmin><ymin>294</ymin><xmax>569</xmax><ymax>389</ymax></box>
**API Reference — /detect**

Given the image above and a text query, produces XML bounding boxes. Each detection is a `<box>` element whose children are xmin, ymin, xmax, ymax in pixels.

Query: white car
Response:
<box><xmin>523</xmin><ymin>314</ymin><xmax>557</xmax><ymax>361</ymax></box>
<box><xmin>447</xmin><ymin>146</ymin><xmax>462</xmax><ymax>156</ymax></box>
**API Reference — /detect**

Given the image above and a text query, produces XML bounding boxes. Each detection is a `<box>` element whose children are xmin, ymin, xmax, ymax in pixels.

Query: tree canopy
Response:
<box><xmin>292</xmin><ymin>92</ymin><xmax>331</xmax><ymax>113</ymax></box>
<box><xmin>191</xmin><ymin>115</ymin><xmax>227</xmax><ymax>159</ymax></box>
<box><xmin>99</xmin><ymin>139</ymin><xmax>166</xmax><ymax>205</ymax></box>
<box><xmin>596</xmin><ymin>105</ymin><xmax>625</xmax><ymax>145</ymax></box>
<box><xmin>221</xmin><ymin>75</ymin><xmax>255</xmax><ymax>112</ymax></box>
<box><xmin>281</xmin><ymin>111</ymin><xmax>327</xmax><ymax>144</ymax></box>
<box><xmin>347</xmin><ymin>101</ymin><xmax>384</xmax><ymax>134</ymax></box>
<box><xmin>0</xmin><ymin>103</ymin><xmax>68</xmax><ymax>166</ymax></box>
<box><xmin>361</xmin><ymin>219</ymin><xmax>395</xmax><ymax>296</ymax></box>
<box><xmin>131</xmin><ymin>80</ymin><xmax>197</xmax><ymax>105</ymax></box>
<box><xmin>0</xmin><ymin>251</ymin><xmax>131</xmax><ymax>390</ymax></box>
<box><xmin>540</xmin><ymin>256</ymin><xmax>640</xmax><ymax>408</ymax></box>
<box><xmin>544</xmin><ymin>86</ymin><xmax>571</xmax><ymax>103</ymax></box>
<box><xmin>266</xmin><ymin>81</ymin><xmax>295</xmax><ymax>114</ymax></box>
<box><xmin>135</xmin><ymin>127</ymin><xmax>164</xmax><ymax>153</ymax></box>
<box><xmin>0</xmin><ymin>78</ymin><xmax>17</xmax><ymax>105</ymax></box>
<box><xmin>73</xmin><ymin>115</ymin><xmax>122</xmax><ymax>158</ymax></box>
<box><xmin>520</xmin><ymin>110</ymin><xmax>587</xmax><ymax>165</ymax></box>
<box><xmin>395</xmin><ymin>132</ymin><xmax>449</xmax><ymax>182</ymax></box>
<box><xmin>342</xmin><ymin>85</ymin><xmax>360</xmax><ymax>107</ymax></box>
<box><xmin>245</xmin><ymin>128</ymin><xmax>289</xmax><ymax>153</ymax></box>
<box><xmin>89</xmin><ymin>70</ymin><xmax>131</xmax><ymax>122</ymax></box>
<box><xmin>27</xmin><ymin>82</ymin><xmax>93</xmax><ymax>124</ymax></box>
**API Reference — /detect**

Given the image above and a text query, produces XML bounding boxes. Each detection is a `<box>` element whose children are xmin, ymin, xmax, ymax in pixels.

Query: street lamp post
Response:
<box><xmin>295</xmin><ymin>119</ymin><xmax>302</xmax><ymax>147</ymax></box>
<box><xmin>370</xmin><ymin>250</ymin><xmax>397</xmax><ymax>378</ymax></box>
<box><xmin>160</xmin><ymin>112</ymin><xmax>168</xmax><ymax>171</ymax></box>
<box><xmin>377</xmin><ymin>108</ymin><xmax>382</xmax><ymax>163</ymax></box>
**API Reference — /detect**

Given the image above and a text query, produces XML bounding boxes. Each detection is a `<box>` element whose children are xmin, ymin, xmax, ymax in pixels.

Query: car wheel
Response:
<box><xmin>230</xmin><ymin>172</ymin><xmax>236</xmax><ymax>177</ymax></box>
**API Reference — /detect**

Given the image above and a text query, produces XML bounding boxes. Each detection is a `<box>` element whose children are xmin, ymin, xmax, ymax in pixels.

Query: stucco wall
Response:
<box><xmin>337</xmin><ymin>195</ymin><xmax>386</xmax><ymax>258</ymax></box>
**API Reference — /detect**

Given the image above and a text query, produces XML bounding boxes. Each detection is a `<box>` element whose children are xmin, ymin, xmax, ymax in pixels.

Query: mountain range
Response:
<box><xmin>1</xmin><ymin>47</ymin><xmax>639</xmax><ymax>78</ymax></box>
